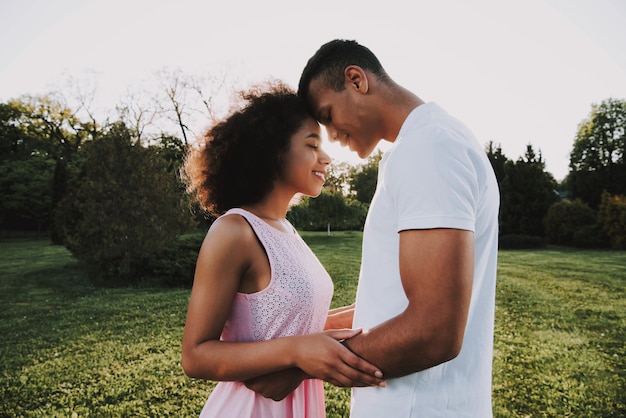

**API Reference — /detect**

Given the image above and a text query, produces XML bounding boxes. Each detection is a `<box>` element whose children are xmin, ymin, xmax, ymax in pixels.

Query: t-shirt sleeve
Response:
<box><xmin>385</xmin><ymin>126</ymin><xmax>478</xmax><ymax>233</ymax></box>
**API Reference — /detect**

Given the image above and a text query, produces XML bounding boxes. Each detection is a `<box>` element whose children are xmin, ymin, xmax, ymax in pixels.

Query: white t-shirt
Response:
<box><xmin>351</xmin><ymin>102</ymin><xmax>500</xmax><ymax>417</ymax></box>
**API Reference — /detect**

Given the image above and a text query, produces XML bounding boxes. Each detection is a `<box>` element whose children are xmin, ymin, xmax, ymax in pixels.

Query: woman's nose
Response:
<box><xmin>320</xmin><ymin>149</ymin><xmax>331</xmax><ymax>165</ymax></box>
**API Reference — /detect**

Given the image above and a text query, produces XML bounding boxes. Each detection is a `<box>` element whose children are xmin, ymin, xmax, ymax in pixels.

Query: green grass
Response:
<box><xmin>0</xmin><ymin>239</ymin><xmax>207</xmax><ymax>417</ymax></box>
<box><xmin>1</xmin><ymin>234</ymin><xmax>624</xmax><ymax>417</ymax></box>
<box><xmin>493</xmin><ymin>248</ymin><xmax>625</xmax><ymax>417</ymax></box>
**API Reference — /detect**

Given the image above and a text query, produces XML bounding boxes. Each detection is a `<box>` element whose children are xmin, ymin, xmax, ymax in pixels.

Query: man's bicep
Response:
<box><xmin>398</xmin><ymin>228</ymin><xmax>474</xmax><ymax>342</ymax></box>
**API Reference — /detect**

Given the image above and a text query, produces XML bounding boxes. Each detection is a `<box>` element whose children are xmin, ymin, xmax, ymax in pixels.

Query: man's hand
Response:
<box><xmin>244</xmin><ymin>368</ymin><xmax>307</xmax><ymax>401</ymax></box>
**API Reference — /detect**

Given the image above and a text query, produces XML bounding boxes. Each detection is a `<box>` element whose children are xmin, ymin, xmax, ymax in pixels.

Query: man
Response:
<box><xmin>298</xmin><ymin>39</ymin><xmax>500</xmax><ymax>417</ymax></box>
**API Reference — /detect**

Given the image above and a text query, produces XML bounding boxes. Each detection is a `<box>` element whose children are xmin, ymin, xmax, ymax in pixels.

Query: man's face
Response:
<box><xmin>306</xmin><ymin>76</ymin><xmax>380</xmax><ymax>159</ymax></box>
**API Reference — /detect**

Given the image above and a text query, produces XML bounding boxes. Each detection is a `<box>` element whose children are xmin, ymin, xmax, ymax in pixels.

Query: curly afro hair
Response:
<box><xmin>182</xmin><ymin>81</ymin><xmax>312</xmax><ymax>217</ymax></box>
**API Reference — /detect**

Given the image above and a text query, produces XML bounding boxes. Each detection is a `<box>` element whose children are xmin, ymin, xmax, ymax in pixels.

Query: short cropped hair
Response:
<box><xmin>298</xmin><ymin>39</ymin><xmax>388</xmax><ymax>106</ymax></box>
<box><xmin>182</xmin><ymin>81</ymin><xmax>311</xmax><ymax>217</ymax></box>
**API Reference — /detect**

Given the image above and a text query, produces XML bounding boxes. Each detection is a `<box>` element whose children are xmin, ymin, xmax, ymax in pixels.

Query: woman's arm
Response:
<box><xmin>181</xmin><ymin>216</ymin><xmax>384</xmax><ymax>386</ymax></box>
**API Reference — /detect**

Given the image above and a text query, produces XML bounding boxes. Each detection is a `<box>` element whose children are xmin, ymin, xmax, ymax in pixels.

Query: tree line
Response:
<box><xmin>1</xmin><ymin>71</ymin><xmax>624</xmax><ymax>286</ymax></box>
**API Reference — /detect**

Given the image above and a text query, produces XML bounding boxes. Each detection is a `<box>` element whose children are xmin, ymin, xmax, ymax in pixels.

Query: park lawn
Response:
<box><xmin>0</xmin><ymin>233</ymin><xmax>624</xmax><ymax>417</ymax></box>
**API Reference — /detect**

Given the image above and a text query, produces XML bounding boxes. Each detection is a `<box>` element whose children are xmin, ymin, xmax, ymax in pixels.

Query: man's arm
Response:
<box><xmin>342</xmin><ymin>228</ymin><xmax>474</xmax><ymax>378</ymax></box>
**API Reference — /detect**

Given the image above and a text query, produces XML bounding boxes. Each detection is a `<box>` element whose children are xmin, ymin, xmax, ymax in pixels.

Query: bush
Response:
<box><xmin>288</xmin><ymin>193</ymin><xmax>367</xmax><ymax>231</ymax></box>
<box><xmin>136</xmin><ymin>232</ymin><xmax>205</xmax><ymax>287</ymax></box>
<box><xmin>573</xmin><ymin>223</ymin><xmax>610</xmax><ymax>249</ymax></box>
<box><xmin>599</xmin><ymin>192</ymin><xmax>626</xmax><ymax>249</ymax></box>
<box><xmin>499</xmin><ymin>234</ymin><xmax>545</xmax><ymax>249</ymax></box>
<box><xmin>56</xmin><ymin>123</ymin><xmax>191</xmax><ymax>286</ymax></box>
<box><xmin>544</xmin><ymin>199</ymin><xmax>596</xmax><ymax>246</ymax></box>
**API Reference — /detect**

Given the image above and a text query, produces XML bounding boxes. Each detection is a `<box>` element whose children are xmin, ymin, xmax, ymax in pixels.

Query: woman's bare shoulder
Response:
<box><xmin>203</xmin><ymin>213</ymin><xmax>257</xmax><ymax>250</ymax></box>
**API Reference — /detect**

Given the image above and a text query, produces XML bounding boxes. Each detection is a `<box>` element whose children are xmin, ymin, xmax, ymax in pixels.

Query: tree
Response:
<box><xmin>0</xmin><ymin>96</ymin><xmax>90</xmax><ymax>235</ymax></box>
<box><xmin>485</xmin><ymin>141</ymin><xmax>508</xmax><ymax>184</ymax></box>
<box><xmin>568</xmin><ymin>98</ymin><xmax>626</xmax><ymax>208</ymax></box>
<box><xmin>56</xmin><ymin>122</ymin><xmax>190</xmax><ymax>284</ymax></box>
<box><xmin>499</xmin><ymin>144</ymin><xmax>558</xmax><ymax>237</ymax></box>
<box><xmin>156</xmin><ymin>68</ymin><xmax>194</xmax><ymax>145</ymax></box>
<box><xmin>116</xmin><ymin>87</ymin><xmax>158</xmax><ymax>145</ymax></box>
<box><xmin>153</xmin><ymin>67</ymin><xmax>234</xmax><ymax>145</ymax></box>
<box><xmin>0</xmin><ymin>154</ymin><xmax>55</xmax><ymax>232</ymax></box>
<box><xmin>349</xmin><ymin>150</ymin><xmax>382</xmax><ymax>204</ymax></box>
<box><xmin>0</xmin><ymin>101</ymin><xmax>44</xmax><ymax>160</ymax></box>
<box><xmin>288</xmin><ymin>191</ymin><xmax>367</xmax><ymax>232</ymax></box>
<box><xmin>16</xmin><ymin>94</ymin><xmax>91</xmax><ymax>160</ymax></box>
<box><xmin>56</xmin><ymin>71</ymin><xmax>101</xmax><ymax>141</ymax></box>
<box><xmin>323</xmin><ymin>161</ymin><xmax>351</xmax><ymax>195</ymax></box>
<box><xmin>308</xmin><ymin>191</ymin><xmax>349</xmax><ymax>234</ymax></box>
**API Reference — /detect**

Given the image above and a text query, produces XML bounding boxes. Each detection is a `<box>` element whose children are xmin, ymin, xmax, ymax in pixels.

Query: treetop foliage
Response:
<box><xmin>568</xmin><ymin>97</ymin><xmax>626</xmax><ymax>208</ymax></box>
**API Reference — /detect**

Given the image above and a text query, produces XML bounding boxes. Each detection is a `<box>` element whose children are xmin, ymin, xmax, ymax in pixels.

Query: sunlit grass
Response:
<box><xmin>0</xmin><ymin>239</ymin><xmax>209</xmax><ymax>417</ymax></box>
<box><xmin>1</xmin><ymin>236</ymin><xmax>624</xmax><ymax>417</ymax></box>
<box><xmin>493</xmin><ymin>248</ymin><xmax>625</xmax><ymax>417</ymax></box>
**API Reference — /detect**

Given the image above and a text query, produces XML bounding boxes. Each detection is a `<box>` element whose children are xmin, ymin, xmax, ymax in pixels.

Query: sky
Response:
<box><xmin>1</xmin><ymin>0</ymin><xmax>625</xmax><ymax>181</ymax></box>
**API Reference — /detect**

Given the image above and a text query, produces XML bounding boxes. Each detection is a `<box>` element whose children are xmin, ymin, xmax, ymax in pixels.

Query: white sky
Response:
<box><xmin>1</xmin><ymin>0</ymin><xmax>625</xmax><ymax>181</ymax></box>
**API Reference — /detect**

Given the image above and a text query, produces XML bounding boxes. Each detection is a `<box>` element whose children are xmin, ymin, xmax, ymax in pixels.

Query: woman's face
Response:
<box><xmin>278</xmin><ymin>116</ymin><xmax>331</xmax><ymax>197</ymax></box>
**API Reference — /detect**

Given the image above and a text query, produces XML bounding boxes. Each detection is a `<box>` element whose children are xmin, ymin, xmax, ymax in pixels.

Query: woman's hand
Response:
<box><xmin>293</xmin><ymin>328</ymin><xmax>385</xmax><ymax>388</ymax></box>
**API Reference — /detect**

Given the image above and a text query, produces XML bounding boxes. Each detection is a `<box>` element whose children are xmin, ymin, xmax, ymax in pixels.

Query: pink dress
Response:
<box><xmin>199</xmin><ymin>208</ymin><xmax>334</xmax><ymax>418</ymax></box>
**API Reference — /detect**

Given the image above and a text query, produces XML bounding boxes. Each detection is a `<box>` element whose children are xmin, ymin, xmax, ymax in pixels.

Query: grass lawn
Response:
<box><xmin>1</xmin><ymin>233</ymin><xmax>624</xmax><ymax>417</ymax></box>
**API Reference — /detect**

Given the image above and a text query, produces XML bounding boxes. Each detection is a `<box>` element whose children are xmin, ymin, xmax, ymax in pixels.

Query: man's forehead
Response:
<box><xmin>304</xmin><ymin>82</ymin><xmax>324</xmax><ymax>115</ymax></box>
<box><xmin>307</xmin><ymin>79</ymin><xmax>335</xmax><ymax>109</ymax></box>
<box><xmin>307</xmin><ymin>77</ymin><xmax>326</xmax><ymax>99</ymax></box>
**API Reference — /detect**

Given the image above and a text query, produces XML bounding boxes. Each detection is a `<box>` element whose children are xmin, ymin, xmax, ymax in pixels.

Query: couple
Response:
<box><xmin>181</xmin><ymin>39</ymin><xmax>500</xmax><ymax>418</ymax></box>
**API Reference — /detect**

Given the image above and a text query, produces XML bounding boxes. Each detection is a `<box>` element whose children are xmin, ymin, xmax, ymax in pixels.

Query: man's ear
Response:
<box><xmin>344</xmin><ymin>66</ymin><xmax>369</xmax><ymax>94</ymax></box>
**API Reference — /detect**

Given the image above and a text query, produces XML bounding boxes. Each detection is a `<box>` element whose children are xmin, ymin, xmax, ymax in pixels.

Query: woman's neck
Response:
<box><xmin>243</xmin><ymin>195</ymin><xmax>287</xmax><ymax>219</ymax></box>
<box><xmin>242</xmin><ymin>201</ymin><xmax>293</xmax><ymax>234</ymax></box>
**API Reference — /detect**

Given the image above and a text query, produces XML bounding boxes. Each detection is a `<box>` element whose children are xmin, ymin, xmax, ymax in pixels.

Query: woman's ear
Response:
<box><xmin>344</xmin><ymin>66</ymin><xmax>369</xmax><ymax>94</ymax></box>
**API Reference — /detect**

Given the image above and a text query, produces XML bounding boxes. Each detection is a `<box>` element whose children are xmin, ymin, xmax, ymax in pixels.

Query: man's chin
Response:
<box><xmin>346</xmin><ymin>143</ymin><xmax>365</xmax><ymax>158</ymax></box>
<box><xmin>356</xmin><ymin>148</ymin><xmax>374</xmax><ymax>159</ymax></box>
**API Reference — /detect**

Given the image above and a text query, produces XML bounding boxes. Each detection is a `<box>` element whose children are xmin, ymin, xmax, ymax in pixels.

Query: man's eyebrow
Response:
<box><xmin>314</xmin><ymin>107</ymin><xmax>327</xmax><ymax>123</ymax></box>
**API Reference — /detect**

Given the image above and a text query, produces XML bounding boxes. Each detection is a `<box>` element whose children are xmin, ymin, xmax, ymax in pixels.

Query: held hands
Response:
<box><xmin>245</xmin><ymin>328</ymin><xmax>385</xmax><ymax>401</ymax></box>
<box><xmin>293</xmin><ymin>328</ymin><xmax>385</xmax><ymax>388</ymax></box>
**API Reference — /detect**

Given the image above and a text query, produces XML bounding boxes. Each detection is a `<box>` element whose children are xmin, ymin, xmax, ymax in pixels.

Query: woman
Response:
<box><xmin>181</xmin><ymin>81</ymin><xmax>384</xmax><ymax>418</ymax></box>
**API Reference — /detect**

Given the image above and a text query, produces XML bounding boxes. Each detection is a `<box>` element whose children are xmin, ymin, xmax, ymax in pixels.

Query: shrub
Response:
<box><xmin>544</xmin><ymin>199</ymin><xmax>596</xmax><ymax>246</ymax></box>
<box><xmin>136</xmin><ymin>232</ymin><xmax>205</xmax><ymax>287</ymax></box>
<box><xmin>573</xmin><ymin>223</ymin><xmax>610</xmax><ymax>249</ymax></box>
<box><xmin>499</xmin><ymin>234</ymin><xmax>545</xmax><ymax>249</ymax></box>
<box><xmin>598</xmin><ymin>192</ymin><xmax>626</xmax><ymax>249</ymax></box>
<box><xmin>288</xmin><ymin>193</ymin><xmax>367</xmax><ymax>231</ymax></box>
<box><xmin>56</xmin><ymin>123</ymin><xmax>191</xmax><ymax>286</ymax></box>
